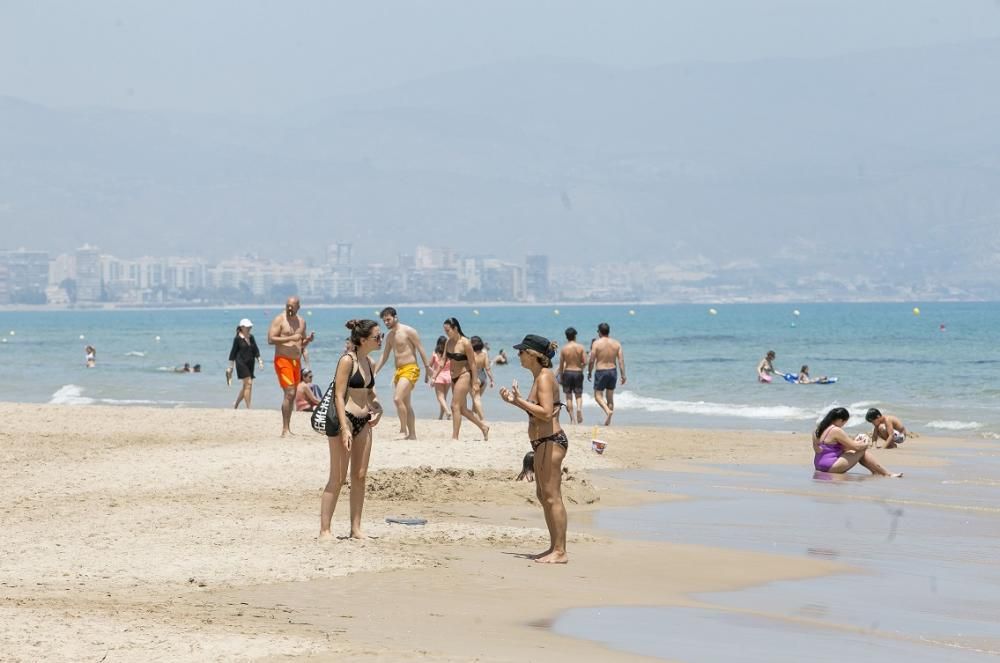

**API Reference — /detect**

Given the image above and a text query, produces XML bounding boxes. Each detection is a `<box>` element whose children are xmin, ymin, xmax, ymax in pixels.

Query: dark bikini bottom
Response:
<box><xmin>530</xmin><ymin>430</ymin><xmax>569</xmax><ymax>452</ymax></box>
<box><xmin>326</xmin><ymin>410</ymin><xmax>372</xmax><ymax>437</ymax></box>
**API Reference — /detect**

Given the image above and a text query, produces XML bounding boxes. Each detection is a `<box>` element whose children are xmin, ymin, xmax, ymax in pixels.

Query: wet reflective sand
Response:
<box><xmin>555</xmin><ymin>446</ymin><xmax>1000</xmax><ymax>661</ymax></box>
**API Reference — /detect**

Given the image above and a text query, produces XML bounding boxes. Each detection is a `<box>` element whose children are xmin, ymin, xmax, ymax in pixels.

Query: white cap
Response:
<box><xmin>239</xmin><ymin>318</ymin><xmax>253</xmax><ymax>328</ymax></box>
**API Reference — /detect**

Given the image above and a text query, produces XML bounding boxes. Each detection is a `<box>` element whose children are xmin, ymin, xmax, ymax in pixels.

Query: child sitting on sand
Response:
<box><xmin>865</xmin><ymin>408</ymin><xmax>910</xmax><ymax>448</ymax></box>
<box><xmin>516</xmin><ymin>452</ymin><xmax>534</xmax><ymax>482</ymax></box>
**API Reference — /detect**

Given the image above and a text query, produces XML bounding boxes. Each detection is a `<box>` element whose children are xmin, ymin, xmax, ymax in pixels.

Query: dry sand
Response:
<box><xmin>0</xmin><ymin>403</ymin><xmax>970</xmax><ymax>662</ymax></box>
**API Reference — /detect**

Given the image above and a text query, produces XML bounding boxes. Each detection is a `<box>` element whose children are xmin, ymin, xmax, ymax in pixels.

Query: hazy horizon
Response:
<box><xmin>3</xmin><ymin>1</ymin><xmax>1000</xmax><ymax>295</ymax></box>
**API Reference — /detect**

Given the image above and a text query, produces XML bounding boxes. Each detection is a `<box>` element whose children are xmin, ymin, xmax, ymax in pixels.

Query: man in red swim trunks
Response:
<box><xmin>268</xmin><ymin>296</ymin><xmax>314</xmax><ymax>437</ymax></box>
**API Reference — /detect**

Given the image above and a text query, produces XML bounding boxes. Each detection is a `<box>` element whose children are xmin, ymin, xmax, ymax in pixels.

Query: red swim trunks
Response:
<box><xmin>274</xmin><ymin>356</ymin><xmax>301</xmax><ymax>389</ymax></box>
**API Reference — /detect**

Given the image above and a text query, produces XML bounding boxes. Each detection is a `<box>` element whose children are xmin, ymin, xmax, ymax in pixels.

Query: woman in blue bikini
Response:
<box><xmin>813</xmin><ymin>407</ymin><xmax>901</xmax><ymax>477</ymax></box>
<box><xmin>500</xmin><ymin>333</ymin><xmax>569</xmax><ymax>564</ymax></box>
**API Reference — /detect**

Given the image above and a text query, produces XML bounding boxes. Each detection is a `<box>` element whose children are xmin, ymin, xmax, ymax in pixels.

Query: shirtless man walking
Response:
<box><xmin>557</xmin><ymin>327</ymin><xmax>587</xmax><ymax>424</ymax></box>
<box><xmin>268</xmin><ymin>296</ymin><xmax>314</xmax><ymax>437</ymax></box>
<box><xmin>374</xmin><ymin>306</ymin><xmax>431</xmax><ymax>440</ymax></box>
<box><xmin>587</xmin><ymin>322</ymin><xmax>626</xmax><ymax>426</ymax></box>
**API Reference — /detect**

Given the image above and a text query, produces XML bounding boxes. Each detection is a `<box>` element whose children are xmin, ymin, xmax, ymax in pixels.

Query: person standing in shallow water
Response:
<box><xmin>500</xmin><ymin>334</ymin><xmax>569</xmax><ymax>564</ymax></box>
<box><xmin>757</xmin><ymin>350</ymin><xmax>780</xmax><ymax>382</ymax></box>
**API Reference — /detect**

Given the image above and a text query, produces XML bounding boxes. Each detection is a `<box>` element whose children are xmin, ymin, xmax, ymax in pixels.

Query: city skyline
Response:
<box><xmin>2</xmin><ymin>240</ymin><xmax>995</xmax><ymax>307</ymax></box>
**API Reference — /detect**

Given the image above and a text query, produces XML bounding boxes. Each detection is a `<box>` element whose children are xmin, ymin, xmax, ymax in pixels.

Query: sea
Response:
<box><xmin>0</xmin><ymin>302</ymin><xmax>997</xmax><ymax>438</ymax></box>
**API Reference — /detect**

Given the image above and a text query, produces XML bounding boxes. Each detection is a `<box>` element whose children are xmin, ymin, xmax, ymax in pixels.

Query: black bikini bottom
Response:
<box><xmin>326</xmin><ymin>410</ymin><xmax>372</xmax><ymax>437</ymax></box>
<box><xmin>530</xmin><ymin>430</ymin><xmax>569</xmax><ymax>451</ymax></box>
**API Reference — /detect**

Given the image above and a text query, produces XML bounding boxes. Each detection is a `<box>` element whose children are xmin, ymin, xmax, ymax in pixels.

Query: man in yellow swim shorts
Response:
<box><xmin>393</xmin><ymin>362</ymin><xmax>421</xmax><ymax>386</ymax></box>
<box><xmin>374</xmin><ymin>307</ymin><xmax>431</xmax><ymax>440</ymax></box>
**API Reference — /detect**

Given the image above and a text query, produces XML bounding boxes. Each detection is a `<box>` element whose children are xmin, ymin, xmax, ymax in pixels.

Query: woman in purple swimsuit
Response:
<box><xmin>813</xmin><ymin>407</ymin><xmax>901</xmax><ymax>477</ymax></box>
<box><xmin>500</xmin><ymin>333</ymin><xmax>568</xmax><ymax>564</ymax></box>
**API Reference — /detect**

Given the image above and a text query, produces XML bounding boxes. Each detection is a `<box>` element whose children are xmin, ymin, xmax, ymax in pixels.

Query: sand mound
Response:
<box><xmin>365</xmin><ymin>465</ymin><xmax>600</xmax><ymax>506</ymax></box>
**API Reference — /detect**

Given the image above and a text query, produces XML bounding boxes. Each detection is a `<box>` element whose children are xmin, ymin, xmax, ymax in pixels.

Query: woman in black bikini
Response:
<box><xmin>434</xmin><ymin>317</ymin><xmax>490</xmax><ymax>441</ymax></box>
<box><xmin>319</xmin><ymin>319</ymin><xmax>384</xmax><ymax>540</ymax></box>
<box><xmin>500</xmin><ymin>334</ymin><xmax>568</xmax><ymax>564</ymax></box>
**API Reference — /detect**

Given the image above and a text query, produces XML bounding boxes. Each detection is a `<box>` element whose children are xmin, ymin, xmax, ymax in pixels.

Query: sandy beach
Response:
<box><xmin>0</xmin><ymin>403</ymin><xmax>982</xmax><ymax>662</ymax></box>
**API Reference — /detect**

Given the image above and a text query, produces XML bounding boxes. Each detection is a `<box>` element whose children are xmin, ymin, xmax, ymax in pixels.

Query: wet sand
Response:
<box><xmin>0</xmin><ymin>403</ymin><xmax>979</xmax><ymax>661</ymax></box>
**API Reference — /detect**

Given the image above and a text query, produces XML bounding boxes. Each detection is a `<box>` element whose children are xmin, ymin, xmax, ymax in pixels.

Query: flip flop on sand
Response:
<box><xmin>385</xmin><ymin>517</ymin><xmax>428</xmax><ymax>526</ymax></box>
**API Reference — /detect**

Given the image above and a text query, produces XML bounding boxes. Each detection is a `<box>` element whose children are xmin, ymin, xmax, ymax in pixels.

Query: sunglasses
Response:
<box><xmin>370</xmin><ymin>333</ymin><xmax>383</xmax><ymax>341</ymax></box>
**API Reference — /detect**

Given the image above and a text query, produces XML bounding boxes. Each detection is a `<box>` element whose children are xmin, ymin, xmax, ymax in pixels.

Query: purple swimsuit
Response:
<box><xmin>814</xmin><ymin>425</ymin><xmax>844</xmax><ymax>472</ymax></box>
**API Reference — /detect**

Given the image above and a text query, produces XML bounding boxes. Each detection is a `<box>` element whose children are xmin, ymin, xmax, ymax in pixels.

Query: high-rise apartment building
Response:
<box><xmin>525</xmin><ymin>255</ymin><xmax>550</xmax><ymax>300</ymax></box>
<box><xmin>75</xmin><ymin>244</ymin><xmax>102</xmax><ymax>302</ymax></box>
<box><xmin>328</xmin><ymin>243</ymin><xmax>352</xmax><ymax>269</ymax></box>
<box><xmin>0</xmin><ymin>249</ymin><xmax>50</xmax><ymax>303</ymax></box>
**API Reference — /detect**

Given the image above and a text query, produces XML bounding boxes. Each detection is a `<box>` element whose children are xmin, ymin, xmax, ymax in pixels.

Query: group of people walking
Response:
<box><xmin>223</xmin><ymin>298</ymin><xmax>630</xmax><ymax>563</ymax></box>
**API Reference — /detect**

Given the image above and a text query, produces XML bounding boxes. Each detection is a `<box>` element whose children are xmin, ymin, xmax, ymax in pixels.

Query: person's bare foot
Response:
<box><xmin>281</xmin><ymin>429</ymin><xmax>294</xmax><ymax>438</ymax></box>
<box><xmin>482</xmin><ymin>425</ymin><xmax>490</xmax><ymax>441</ymax></box>
<box><xmin>350</xmin><ymin>529</ymin><xmax>366</xmax><ymax>539</ymax></box>
<box><xmin>576</xmin><ymin>411</ymin><xmax>583</xmax><ymax>424</ymax></box>
<box><xmin>318</xmin><ymin>531</ymin><xmax>334</xmax><ymax>541</ymax></box>
<box><xmin>604</xmin><ymin>412</ymin><xmax>613</xmax><ymax>426</ymax></box>
<box><xmin>534</xmin><ymin>550</ymin><xmax>568</xmax><ymax>564</ymax></box>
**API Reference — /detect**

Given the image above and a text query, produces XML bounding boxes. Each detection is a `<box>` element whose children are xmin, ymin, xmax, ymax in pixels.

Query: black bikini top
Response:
<box><xmin>344</xmin><ymin>354</ymin><xmax>375</xmax><ymax>389</ymax></box>
<box><xmin>446</xmin><ymin>351</ymin><xmax>466</xmax><ymax>361</ymax></box>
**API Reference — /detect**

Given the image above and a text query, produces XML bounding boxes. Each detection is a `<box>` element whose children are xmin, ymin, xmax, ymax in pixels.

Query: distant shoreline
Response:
<box><xmin>0</xmin><ymin>297</ymin><xmax>993</xmax><ymax>313</ymax></box>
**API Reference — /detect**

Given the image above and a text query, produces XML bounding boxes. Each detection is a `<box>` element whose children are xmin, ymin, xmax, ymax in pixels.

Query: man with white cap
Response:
<box><xmin>228</xmin><ymin>318</ymin><xmax>264</xmax><ymax>409</ymax></box>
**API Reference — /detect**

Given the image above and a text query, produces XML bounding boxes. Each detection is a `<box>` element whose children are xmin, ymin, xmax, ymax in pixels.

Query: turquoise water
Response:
<box><xmin>0</xmin><ymin>303</ymin><xmax>997</xmax><ymax>435</ymax></box>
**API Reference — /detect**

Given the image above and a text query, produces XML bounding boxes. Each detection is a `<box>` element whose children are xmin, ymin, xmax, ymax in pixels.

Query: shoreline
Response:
<box><xmin>0</xmin><ymin>403</ymin><xmax>984</xmax><ymax>661</ymax></box>
<box><xmin>3</xmin><ymin>398</ymin><xmax>989</xmax><ymax>441</ymax></box>
<box><xmin>1</xmin><ymin>298</ymin><xmax>996</xmax><ymax>313</ymax></box>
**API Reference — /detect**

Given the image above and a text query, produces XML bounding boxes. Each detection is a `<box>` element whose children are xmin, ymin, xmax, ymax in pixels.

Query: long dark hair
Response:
<box><xmin>434</xmin><ymin>335</ymin><xmax>447</xmax><ymax>356</ymax></box>
<box><xmin>815</xmin><ymin>407</ymin><xmax>850</xmax><ymax>439</ymax></box>
<box><xmin>443</xmin><ymin>317</ymin><xmax>465</xmax><ymax>338</ymax></box>
<box><xmin>345</xmin><ymin>319</ymin><xmax>379</xmax><ymax>348</ymax></box>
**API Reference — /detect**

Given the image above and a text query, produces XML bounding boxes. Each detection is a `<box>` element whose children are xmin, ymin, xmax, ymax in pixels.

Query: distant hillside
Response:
<box><xmin>1</xmin><ymin>39</ymin><xmax>999</xmax><ymax>294</ymax></box>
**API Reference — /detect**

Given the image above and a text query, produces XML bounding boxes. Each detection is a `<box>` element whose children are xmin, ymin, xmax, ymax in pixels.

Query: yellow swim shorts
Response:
<box><xmin>393</xmin><ymin>363</ymin><xmax>421</xmax><ymax>385</ymax></box>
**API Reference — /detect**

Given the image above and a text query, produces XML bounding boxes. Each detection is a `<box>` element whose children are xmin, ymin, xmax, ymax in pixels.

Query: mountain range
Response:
<box><xmin>2</xmin><ymin>39</ymin><xmax>999</xmax><ymax>294</ymax></box>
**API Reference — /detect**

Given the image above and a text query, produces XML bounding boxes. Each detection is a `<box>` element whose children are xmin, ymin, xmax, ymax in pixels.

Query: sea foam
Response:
<box><xmin>49</xmin><ymin>384</ymin><xmax>95</xmax><ymax>405</ymax></box>
<box><xmin>48</xmin><ymin>384</ymin><xmax>193</xmax><ymax>407</ymax></box>
<box><xmin>597</xmin><ymin>391</ymin><xmax>816</xmax><ymax>421</ymax></box>
<box><xmin>926</xmin><ymin>420</ymin><xmax>983</xmax><ymax>431</ymax></box>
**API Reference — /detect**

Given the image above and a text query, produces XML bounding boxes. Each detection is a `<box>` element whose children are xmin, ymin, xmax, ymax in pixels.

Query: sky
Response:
<box><xmin>2</xmin><ymin>0</ymin><xmax>1000</xmax><ymax>113</ymax></box>
<box><xmin>2</xmin><ymin>1</ymin><xmax>1000</xmax><ymax>282</ymax></box>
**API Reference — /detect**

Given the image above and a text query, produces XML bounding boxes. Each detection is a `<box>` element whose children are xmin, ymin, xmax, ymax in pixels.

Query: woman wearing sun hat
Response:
<box><xmin>228</xmin><ymin>318</ymin><xmax>264</xmax><ymax>409</ymax></box>
<box><xmin>499</xmin><ymin>333</ymin><xmax>569</xmax><ymax>564</ymax></box>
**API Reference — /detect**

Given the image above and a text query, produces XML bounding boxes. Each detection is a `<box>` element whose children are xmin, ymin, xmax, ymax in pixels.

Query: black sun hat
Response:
<box><xmin>513</xmin><ymin>334</ymin><xmax>554</xmax><ymax>358</ymax></box>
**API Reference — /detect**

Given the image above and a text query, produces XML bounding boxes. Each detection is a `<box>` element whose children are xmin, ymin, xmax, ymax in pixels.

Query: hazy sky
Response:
<box><xmin>2</xmin><ymin>0</ymin><xmax>1000</xmax><ymax>113</ymax></box>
